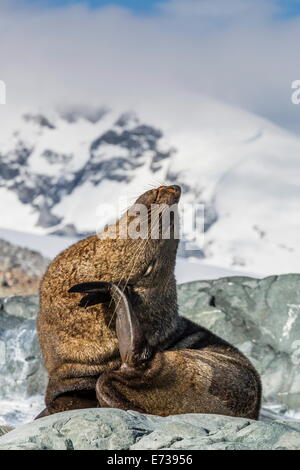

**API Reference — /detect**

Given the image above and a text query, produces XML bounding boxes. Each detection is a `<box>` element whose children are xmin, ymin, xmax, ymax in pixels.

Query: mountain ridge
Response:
<box><xmin>1</xmin><ymin>96</ymin><xmax>300</xmax><ymax>274</ymax></box>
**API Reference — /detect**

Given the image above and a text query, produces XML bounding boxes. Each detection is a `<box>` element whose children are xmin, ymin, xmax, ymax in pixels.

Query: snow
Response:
<box><xmin>0</xmin><ymin>227</ymin><xmax>77</xmax><ymax>259</ymax></box>
<box><xmin>0</xmin><ymin>228</ymin><xmax>257</xmax><ymax>283</ymax></box>
<box><xmin>175</xmin><ymin>257</ymin><xmax>257</xmax><ymax>283</ymax></box>
<box><xmin>282</xmin><ymin>304</ymin><xmax>300</xmax><ymax>339</ymax></box>
<box><xmin>203</xmin><ymin>126</ymin><xmax>300</xmax><ymax>274</ymax></box>
<box><xmin>0</xmin><ymin>188</ymin><xmax>39</xmax><ymax>232</ymax></box>
<box><xmin>53</xmin><ymin>180</ymin><xmax>124</xmax><ymax>234</ymax></box>
<box><xmin>1</xmin><ymin>94</ymin><xmax>300</xmax><ymax>277</ymax></box>
<box><xmin>128</xmin><ymin>93</ymin><xmax>300</xmax><ymax>275</ymax></box>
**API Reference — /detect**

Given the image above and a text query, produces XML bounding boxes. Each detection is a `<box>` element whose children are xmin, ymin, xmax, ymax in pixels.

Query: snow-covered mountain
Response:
<box><xmin>1</xmin><ymin>96</ymin><xmax>300</xmax><ymax>275</ymax></box>
<box><xmin>0</xmin><ymin>109</ymin><xmax>178</xmax><ymax>235</ymax></box>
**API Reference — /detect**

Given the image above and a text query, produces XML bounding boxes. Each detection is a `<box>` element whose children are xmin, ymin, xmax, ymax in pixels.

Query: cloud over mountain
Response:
<box><xmin>0</xmin><ymin>0</ymin><xmax>299</xmax><ymax>133</ymax></box>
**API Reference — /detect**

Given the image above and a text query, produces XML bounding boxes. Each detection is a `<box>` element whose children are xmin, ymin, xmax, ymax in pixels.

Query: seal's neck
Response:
<box><xmin>133</xmin><ymin>276</ymin><xmax>180</xmax><ymax>348</ymax></box>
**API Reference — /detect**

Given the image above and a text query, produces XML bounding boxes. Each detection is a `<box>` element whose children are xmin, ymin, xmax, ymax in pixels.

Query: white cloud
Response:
<box><xmin>0</xmin><ymin>0</ymin><xmax>299</xmax><ymax>133</ymax></box>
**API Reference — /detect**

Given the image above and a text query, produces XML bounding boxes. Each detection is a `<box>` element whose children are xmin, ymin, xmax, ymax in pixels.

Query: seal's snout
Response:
<box><xmin>157</xmin><ymin>185</ymin><xmax>181</xmax><ymax>204</ymax></box>
<box><xmin>136</xmin><ymin>185</ymin><xmax>181</xmax><ymax>207</ymax></box>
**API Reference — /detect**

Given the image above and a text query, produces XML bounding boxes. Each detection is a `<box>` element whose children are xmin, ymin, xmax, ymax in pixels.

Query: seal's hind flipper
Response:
<box><xmin>79</xmin><ymin>293</ymin><xmax>111</xmax><ymax>307</ymax></box>
<box><xmin>110</xmin><ymin>285</ymin><xmax>153</xmax><ymax>367</ymax></box>
<box><xmin>69</xmin><ymin>282</ymin><xmax>112</xmax><ymax>307</ymax></box>
<box><xmin>68</xmin><ymin>281</ymin><xmax>111</xmax><ymax>294</ymax></box>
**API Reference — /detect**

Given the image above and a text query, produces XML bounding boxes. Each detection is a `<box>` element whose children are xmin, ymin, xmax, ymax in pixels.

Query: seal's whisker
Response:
<box><xmin>107</xmin><ymin>203</ymin><xmax>171</xmax><ymax>328</ymax></box>
<box><xmin>107</xmin><ymin>238</ymin><xmax>148</xmax><ymax>327</ymax></box>
<box><xmin>107</xmin><ymin>212</ymin><xmax>152</xmax><ymax>313</ymax></box>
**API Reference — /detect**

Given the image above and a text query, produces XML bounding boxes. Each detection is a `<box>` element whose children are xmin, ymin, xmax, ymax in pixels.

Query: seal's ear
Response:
<box><xmin>68</xmin><ymin>282</ymin><xmax>112</xmax><ymax>308</ymax></box>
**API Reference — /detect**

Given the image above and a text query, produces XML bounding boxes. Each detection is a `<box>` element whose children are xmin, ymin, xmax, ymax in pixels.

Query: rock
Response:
<box><xmin>0</xmin><ymin>408</ymin><xmax>300</xmax><ymax>450</ymax></box>
<box><xmin>0</xmin><ymin>295</ymin><xmax>47</xmax><ymax>425</ymax></box>
<box><xmin>0</xmin><ymin>239</ymin><xmax>49</xmax><ymax>296</ymax></box>
<box><xmin>178</xmin><ymin>275</ymin><xmax>300</xmax><ymax>412</ymax></box>
<box><xmin>1</xmin><ymin>295</ymin><xmax>39</xmax><ymax>320</ymax></box>
<box><xmin>2</xmin><ymin>274</ymin><xmax>300</xmax><ymax>427</ymax></box>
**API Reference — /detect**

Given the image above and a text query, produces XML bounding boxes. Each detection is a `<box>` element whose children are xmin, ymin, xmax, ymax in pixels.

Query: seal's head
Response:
<box><xmin>98</xmin><ymin>184</ymin><xmax>181</xmax><ymax>288</ymax></box>
<box><xmin>71</xmin><ymin>185</ymin><xmax>182</xmax><ymax>344</ymax></box>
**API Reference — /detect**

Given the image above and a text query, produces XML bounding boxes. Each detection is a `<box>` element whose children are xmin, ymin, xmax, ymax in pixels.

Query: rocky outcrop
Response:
<box><xmin>1</xmin><ymin>274</ymin><xmax>300</xmax><ymax>428</ymax></box>
<box><xmin>0</xmin><ymin>408</ymin><xmax>300</xmax><ymax>450</ymax></box>
<box><xmin>0</xmin><ymin>295</ymin><xmax>47</xmax><ymax>425</ymax></box>
<box><xmin>178</xmin><ymin>275</ymin><xmax>300</xmax><ymax>412</ymax></box>
<box><xmin>0</xmin><ymin>239</ymin><xmax>49</xmax><ymax>296</ymax></box>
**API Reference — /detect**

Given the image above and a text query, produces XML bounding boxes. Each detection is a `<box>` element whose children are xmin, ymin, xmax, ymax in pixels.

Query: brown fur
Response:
<box><xmin>37</xmin><ymin>185</ymin><xmax>261</xmax><ymax>419</ymax></box>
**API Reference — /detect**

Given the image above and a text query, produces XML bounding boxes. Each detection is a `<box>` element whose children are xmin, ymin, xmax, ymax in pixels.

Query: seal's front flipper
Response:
<box><xmin>110</xmin><ymin>284</ymin><xmax>153</xmax><ymax>367</ymax></box>
<box><xmin>68</xmin><ymin>281</ymin><xmax>112</xmax><ymax>307</ymax></box>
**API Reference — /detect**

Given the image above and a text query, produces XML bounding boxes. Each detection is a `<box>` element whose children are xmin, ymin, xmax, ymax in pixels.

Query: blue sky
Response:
<box><xmin>25</xmin><ymin>0</ymin><xmax>170</xmax><ymax>14</ymax></box>
<box><xmin>276</xmin><ymin>0</ymin><xmax>300</xmax><ymax>18</ymax></box>
<box><xmin>22</xmin><ymin>0</ymin><xmax>300</xmax><ymax>17</ymax></box>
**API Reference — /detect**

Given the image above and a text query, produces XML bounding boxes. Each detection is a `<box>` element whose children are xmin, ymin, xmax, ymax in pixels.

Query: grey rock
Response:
<box><xmin>0</xmin><ymin>239</ymin><xmax>49</xmax><ymax>297</ymax></box>
<box><xmin>0</xmin><ymin>408</ymin><xmax>299</xmax><ymax>450</ymax></box>
<box><xmin>178</xmin><ymin>275</ymin><xmax>300</xmax><ymax>411</ymax></box>
<box><xmin>2</xmin><ymin>295</ymin><xmax>39</xmax><ymax>320</ymax></box>
<box><xmin>1</xmin><ymin>274</ymin><xmax>300</xmax><ymax>429</ymax></box>
<box><xmin>0</xmin><ymin>295</ymin><xmax>47</xmax><ymax>406</ymax></box>
<box><xmin>0</xmin><ymin>239</ymin><xmax>49</xmax><ymax>279</ymax></box>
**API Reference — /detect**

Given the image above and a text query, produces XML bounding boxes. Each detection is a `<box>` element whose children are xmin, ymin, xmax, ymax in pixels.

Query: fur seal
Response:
<box><xmin>37</xmin><ymin>185</ymin><xmax>261</xmax><ymax>419</ymax></box>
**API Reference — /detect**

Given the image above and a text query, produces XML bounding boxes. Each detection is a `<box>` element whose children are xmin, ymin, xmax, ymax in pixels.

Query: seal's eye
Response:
<box><xmin>144</xmin><ymin>263</ymin><xmax>154</xmax><ymax>277</ymax></box>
